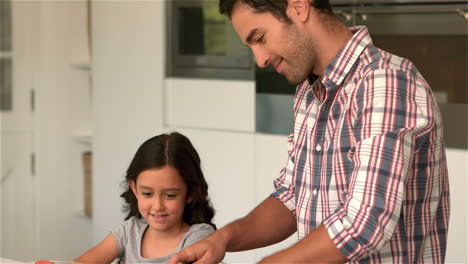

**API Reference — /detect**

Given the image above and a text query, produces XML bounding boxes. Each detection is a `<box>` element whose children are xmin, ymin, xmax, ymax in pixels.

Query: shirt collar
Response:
<box><xmin>308</xmin><ymin>74</ymin><xmax>319</xmax><ymax>85</ymax></box>
<box><xmin>321</xmin><ymin>25</ymin><xmax>373</xmax><ymax>86</ymax></box>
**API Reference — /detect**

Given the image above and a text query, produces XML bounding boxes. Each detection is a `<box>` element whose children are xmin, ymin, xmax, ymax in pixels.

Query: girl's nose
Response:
<box><xmin>152</xmin><ymin>197</ymin><xmax>165</xmax><ymax>210</ymax></box>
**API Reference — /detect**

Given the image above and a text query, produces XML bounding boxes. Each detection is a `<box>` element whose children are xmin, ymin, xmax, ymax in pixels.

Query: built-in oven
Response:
<box><xmin>166</xmin><ymin>0</ymin><xmax>254</xmax><ymax>80</ymax></box>
<box><xmin>257</xmin><ymin>0</ymin><xmax>468</xmax><ymax>148</ymax></box>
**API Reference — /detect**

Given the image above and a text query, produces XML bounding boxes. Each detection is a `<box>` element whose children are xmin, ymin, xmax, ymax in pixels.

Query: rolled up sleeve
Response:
<box><xmin>271</xmin><ymin>133</ymin><xmax>297</xmax><ymax>215</ymax></box>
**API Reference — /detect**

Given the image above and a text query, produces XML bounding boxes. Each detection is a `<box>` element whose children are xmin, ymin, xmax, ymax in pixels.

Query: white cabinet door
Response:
<box><xmin>1</xmin><ymin>132</ymin><xmax>35</xmax><ymax>260</ymax></box>
<box><xmin>1</xmin><ymin>0</ymin><xmax>35</xmax><ymax>131</ymax></box>
<box><xmin>1</xmin><ymin>1</ymin><xmax>38</xmax><ymax>261</ymax></box>
<box><xmin>165</xmin><ymin>78</ymin><xmax>255</xmax><ymax>132</ymax></box>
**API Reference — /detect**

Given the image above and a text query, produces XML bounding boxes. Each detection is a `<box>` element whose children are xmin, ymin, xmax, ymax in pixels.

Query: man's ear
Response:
<box><xmin>287</xmin><ymin>0</ymin><xmax>310</xmax><ymax>23</ymax></box>
<box><xmin>129</xmin><ymin>180</ymin><xmax>137</xmax><ymax>197</ymax></box>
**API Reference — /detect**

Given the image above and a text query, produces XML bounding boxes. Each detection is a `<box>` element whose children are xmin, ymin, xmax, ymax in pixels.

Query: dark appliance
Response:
<box><xmin>166</xmin><ymin>0</ymin><xmax>254</xmax><ymax>80</ymax></box>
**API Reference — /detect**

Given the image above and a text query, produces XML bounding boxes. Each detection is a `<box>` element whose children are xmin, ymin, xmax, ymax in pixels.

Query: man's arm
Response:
<box><xmin>258</xmin><ymin>225</ymin><xmax>347</xmax><ymax>263</ymax></box>
<box><xmin>224</xmin><ymin>196</ymin><xmax>297</xmax><ymax>251</ymax></box>
<box><xmin>169</xmin><ymin>197</ymin><xmax>296</xmax><ymax>264</ymax></box>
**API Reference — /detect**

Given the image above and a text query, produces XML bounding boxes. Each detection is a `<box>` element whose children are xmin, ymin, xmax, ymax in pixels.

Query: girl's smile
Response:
<box><xmin>150</xmin><ymin>212</ymin><xmax>169</xmax><ymax>223</ymax></box>
<box><xmin>130</xmin><ymin>166</ymin><xmax>192</xmax><ymax>236</ymax></box>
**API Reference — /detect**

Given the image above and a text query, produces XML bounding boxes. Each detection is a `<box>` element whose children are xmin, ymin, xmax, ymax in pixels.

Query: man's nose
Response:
<box><xmin>252</xmin><ymin>46</ymin><xmax>270</xmax><ymax>68</ymax></box>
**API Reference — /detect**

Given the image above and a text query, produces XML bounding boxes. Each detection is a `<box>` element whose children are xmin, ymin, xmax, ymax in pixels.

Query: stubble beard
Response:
<box><xmin>283</xmin><ymin>26</ymin><xmax>317</xmax><ymax>85</ymax></box>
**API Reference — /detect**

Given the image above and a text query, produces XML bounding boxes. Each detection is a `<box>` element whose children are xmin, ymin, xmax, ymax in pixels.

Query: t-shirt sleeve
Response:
<box><xmin>182</xmin><ymin>224</ymin><xmax>215</xmax><ymax>248</ymax></box>
<box><xmin>111</xmin><ymin>218</ymin><xmax>132</xmax><ymax>258</ymax></box>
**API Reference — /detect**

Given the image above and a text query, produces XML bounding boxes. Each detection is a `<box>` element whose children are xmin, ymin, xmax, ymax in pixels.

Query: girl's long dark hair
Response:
<box><xmin>120</xmin><ymin>132</ymin><xmax>216</xmax><ymax>229</ymax></box>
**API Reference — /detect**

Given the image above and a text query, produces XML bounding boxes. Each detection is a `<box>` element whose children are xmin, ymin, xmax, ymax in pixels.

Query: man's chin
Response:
<box><xmin>285</xmin><ymin>76</ymin><xmax>306</xmax><ymax>86</ymax></box>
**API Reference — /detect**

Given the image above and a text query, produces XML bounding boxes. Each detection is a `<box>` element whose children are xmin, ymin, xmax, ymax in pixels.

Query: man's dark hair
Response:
<box><xmin>219</xmin><ymin>0</ymin><xmax>332</xmax><ymax>23</ymax></box>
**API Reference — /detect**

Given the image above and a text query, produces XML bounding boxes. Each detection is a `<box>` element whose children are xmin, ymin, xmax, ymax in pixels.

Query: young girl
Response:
<box><xmin>75</xmin><ymin>132</ymin><xmax>216</xmax><ymax>263</ymax></box>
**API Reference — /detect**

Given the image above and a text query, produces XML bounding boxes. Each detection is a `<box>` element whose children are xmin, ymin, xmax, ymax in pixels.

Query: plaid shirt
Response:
<box><xmin>271</xmin><ymin>26</ymin><xmax>450</xmax><ymax>263</ymax></box>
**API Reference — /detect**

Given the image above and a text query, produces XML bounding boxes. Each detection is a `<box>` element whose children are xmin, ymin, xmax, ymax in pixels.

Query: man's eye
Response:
<box><xmin>257</xmin><ymin>35</ymin><xmax>264</xmax><ymax>43</ymax></box>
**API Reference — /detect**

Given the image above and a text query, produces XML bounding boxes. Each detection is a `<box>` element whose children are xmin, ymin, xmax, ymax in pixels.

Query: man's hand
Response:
<box><xmin>169</xmin><ymin>234</ymin><xmax>227</xmax><ymax>264</ymax></box>
<box><xmin>169</xmin><ymin>197</ymin><xmax>296</xmax><ymax>264</ymax></box>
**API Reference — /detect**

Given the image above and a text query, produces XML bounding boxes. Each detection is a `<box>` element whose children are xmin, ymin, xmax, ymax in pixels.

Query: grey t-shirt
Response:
<box><xmin>111</xmin><ymin>216</ymin><xmax>215</xmax><ymax>263</ymax></box>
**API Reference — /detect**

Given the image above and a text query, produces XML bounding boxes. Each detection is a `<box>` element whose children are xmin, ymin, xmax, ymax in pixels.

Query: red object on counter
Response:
<box><xmin>35</xmin><ymin>261</ymin><xmax>55</xmax><ymax>264</ymax></box>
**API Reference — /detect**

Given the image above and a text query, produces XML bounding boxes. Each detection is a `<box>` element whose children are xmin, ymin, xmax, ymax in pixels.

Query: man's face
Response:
<box><xmin>231</xmin><ymin>2</ymin><xmax>317</xmax><ymax>85</ymax></box>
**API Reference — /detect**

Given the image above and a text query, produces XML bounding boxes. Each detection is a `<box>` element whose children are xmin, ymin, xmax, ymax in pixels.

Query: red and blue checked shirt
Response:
<box><xmin>271</xmin><ymin>26</ymin><xmax>450</xmax><ymax>263</ymax></box>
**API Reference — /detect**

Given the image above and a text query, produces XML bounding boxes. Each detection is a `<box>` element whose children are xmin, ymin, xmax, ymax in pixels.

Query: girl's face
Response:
<box><xmin>130</xmin><ymin>165</ymin><xmax>191</xmax><ymax>235</ymax></box>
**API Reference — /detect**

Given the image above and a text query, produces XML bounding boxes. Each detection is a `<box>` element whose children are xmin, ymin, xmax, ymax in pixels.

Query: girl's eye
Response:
<box><xmin>142</xmin><ymin>192</ymin><xmax>152</xmax><ymax>197</ymax></box>
<box><xmin>165</xmin><ymin>193</ymin><xmax>177</xmax><ymax>199</ymax></box>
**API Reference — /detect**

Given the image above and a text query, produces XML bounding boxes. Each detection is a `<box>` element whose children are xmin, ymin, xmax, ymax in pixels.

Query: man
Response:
<box><xmin>170</xmin><ymin>0</ymin><xmax>450</xmax><ymax>263</ymax></box>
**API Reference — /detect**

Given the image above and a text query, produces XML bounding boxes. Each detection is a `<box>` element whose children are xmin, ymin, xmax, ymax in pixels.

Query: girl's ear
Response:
<box><xmin>186</xmin><ymin>194</ymin><xmax>193</xmax><ymax>204</ymax></box>
<box><xmin>129</xmin><ymin>180</ymin><xmax>137</xmax><ymax>197</ymax></box>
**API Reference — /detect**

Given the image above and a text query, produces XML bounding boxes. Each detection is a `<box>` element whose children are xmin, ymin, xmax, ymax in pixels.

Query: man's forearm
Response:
<box><xmin>216</xmin><ymin>197</ymin><xmax>297</xmax><ymax>252</ymax></box>
<box><xmin>259</xmin><ymin>225</ymin><xmax>348</xmax><ymax>263</ymax></box>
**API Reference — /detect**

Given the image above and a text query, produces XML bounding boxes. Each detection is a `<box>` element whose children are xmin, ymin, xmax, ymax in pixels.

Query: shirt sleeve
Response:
<box><xmin>270</xmin><ymin>132</ymin><xmax>297</xmax><ymax>215</ymax></box>
<box><xmin>111</xmin><ymin>218</ymin><xmax>131</xmax><ymax>258</ymax></box>
<box><xmin>322</xmin><ymin>69</ymin><xmax>435</xmax><ymax>261</ymax></box>
<box><xmin>271</xmin><ymin>81</ymin><xmax>315</xmax><ymax>215</ymax></box>
<box><xmin>182</xmin><ymin>224</ymin><xmax>216</xmax><ymax>248</ymax></box>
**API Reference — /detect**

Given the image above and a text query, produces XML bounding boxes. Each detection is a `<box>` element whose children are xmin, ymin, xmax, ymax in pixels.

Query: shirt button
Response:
<box><xmin>312</xmin><ymin>188</ymin><xmax>318</xmax><ymax>196</ymax></box>
<box><xmin>315</xmin><ymin>144</ymin><xmax>322</xmax><ymax>152</ymax></box>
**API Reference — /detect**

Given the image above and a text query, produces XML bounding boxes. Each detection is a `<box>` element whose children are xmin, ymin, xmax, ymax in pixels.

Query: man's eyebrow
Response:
<box><xmin>245</xmin><ymin>28</ymin><xmax>259</xmax><ymax>44</ymax></box>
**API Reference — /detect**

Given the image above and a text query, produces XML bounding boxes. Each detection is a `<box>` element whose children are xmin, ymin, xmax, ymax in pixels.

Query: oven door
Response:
<box><xmin>167</xmin><ymin>0</ymin><xmax>253</xmax><ymax>80</ymax></box>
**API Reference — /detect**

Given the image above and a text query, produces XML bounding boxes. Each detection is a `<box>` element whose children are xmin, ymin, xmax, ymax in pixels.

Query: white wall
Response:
<box><xmin>91</xmin><ymin>0</ymin><xmax>166</xmax><ymax>244</ymax></box>
<box><xmin>1</xmin><ymin>1</ymin><xmax>37</xmax><ymax>260</ymax></box>
<box><xmin>33</xmin><ymin>1</ymin><xmax>93</xmax><ymax>260</ymax></box>
<box><xmin>2</xmin><ymin>1</ymin><xmax>97</xmax><ymax>260</ymax></box>
<box><xmin>445</xmin><ymin>148</ymin><xmax>468</xmax><ymax>263</ymax></box>
<box><xmin>3</xmin><ymin>1</ymin><xmax>167</xmax><ymax>261</ymax></box>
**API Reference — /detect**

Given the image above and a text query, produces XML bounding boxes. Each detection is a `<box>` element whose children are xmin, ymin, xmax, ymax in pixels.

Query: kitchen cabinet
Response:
<box><xmin>165</xmin><ymin>78</ymin><xmax>255</xmax><ymax>132</ymax></box>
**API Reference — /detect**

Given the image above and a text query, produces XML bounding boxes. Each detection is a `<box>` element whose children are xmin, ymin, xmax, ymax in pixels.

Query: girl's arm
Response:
<box><xmin>74</xmin><ymin>233</ymin><xmax>120</xmax><ymax>264</ymax></box>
